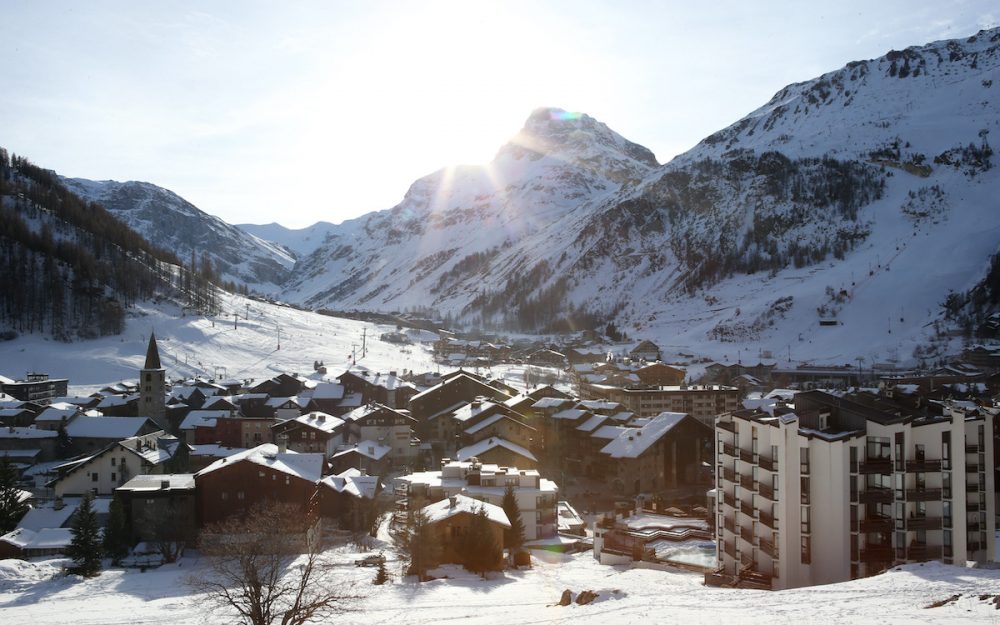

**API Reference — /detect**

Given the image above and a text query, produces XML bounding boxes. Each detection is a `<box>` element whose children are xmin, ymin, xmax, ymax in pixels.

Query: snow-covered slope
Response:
<box><xmin>61</xmin><ymin>178</ymin><xmax>295</xmax><ymax>292</ymax></box>
<box><xmin>280</xmin><ymin>28</ymin><xmax>1000</xmax><ymax>367</ymax></box>
<box><xmin>236</xmin><ymin>221</ymin><xmax>339</xmax><ymax>258</ymax></box>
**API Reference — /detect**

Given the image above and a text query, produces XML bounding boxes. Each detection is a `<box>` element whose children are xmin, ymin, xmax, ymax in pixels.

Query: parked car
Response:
<box><xmin>355</xmin><ymin>552</ymin><xmax>385</xmax><ymax>567</ymax></box>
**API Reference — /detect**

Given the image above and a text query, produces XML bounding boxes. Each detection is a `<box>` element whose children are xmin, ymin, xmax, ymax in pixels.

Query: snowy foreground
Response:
<box><xmin>1</xmin><ymin>547</ymin><xmax>999</xmax><ymax>625</ymax></box>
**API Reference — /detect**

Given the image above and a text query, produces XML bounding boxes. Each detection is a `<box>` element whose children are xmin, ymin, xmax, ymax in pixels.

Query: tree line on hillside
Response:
<box><xmin>0</xmin><ymin>148</ymin><xmax>221</xmax><ymax>340</ymax></box>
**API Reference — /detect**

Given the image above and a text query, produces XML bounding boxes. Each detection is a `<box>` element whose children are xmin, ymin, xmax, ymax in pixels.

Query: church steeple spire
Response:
<box><xmin>144</xmin><ymin>332</ymin><xmax>162</xmax><ymax>370</ymax></box>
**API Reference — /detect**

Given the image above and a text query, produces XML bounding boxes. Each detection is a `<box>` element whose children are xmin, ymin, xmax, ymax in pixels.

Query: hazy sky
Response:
<box><xmin>2</xmin><ymin>1</ymin><xmax>996</xmax><ymax>229</ymax></box>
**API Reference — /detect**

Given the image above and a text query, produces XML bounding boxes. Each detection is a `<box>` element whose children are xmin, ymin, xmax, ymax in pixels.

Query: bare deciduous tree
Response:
<box><xmin>188</xmin><ymin>503</ymin><xmax>354</xmax><ymax>625</ymax></box>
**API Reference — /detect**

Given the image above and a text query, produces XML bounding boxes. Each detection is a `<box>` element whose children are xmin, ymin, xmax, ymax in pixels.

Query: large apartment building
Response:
<box><xmin>588</xmin><ymin>384</ymin><xmax>740</xmax><ymax>425</ymax></box>
<box><xmin>712</xmin><ymin>390</ymin><xmax>995</xmax><ymax>590</ymax></box>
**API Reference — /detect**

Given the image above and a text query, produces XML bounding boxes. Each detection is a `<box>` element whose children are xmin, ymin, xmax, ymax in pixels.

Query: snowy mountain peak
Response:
<box><xmin>497</xmin><ymin>107</ymin><xmax>659</xmax><ymax>174</ymax></box>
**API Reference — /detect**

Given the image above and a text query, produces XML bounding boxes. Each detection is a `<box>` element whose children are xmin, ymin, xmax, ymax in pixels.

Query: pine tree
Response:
<box><xmin>102</xmin><ymin>496</ymin><xmax>131</xmax><ymax>565</ymax></box>
<box><xmin>56</xmin><ymin>419</ymin><xmax>74</xmax><ymax>459</ymax></box>
<box><xmin>373</xmin><ymin>557</ymin><xmax>390</xmax><ymax>585</ymax></box>
<box><xmin>391</xmin><ymin>509</ymin><xmax>440</xmax><ymax>581</ymax></box>
<box><xmin>501</xmin><ymin>484</ymin><xmax>525</xmax><ymax>556</ymax></box>
<box><xmin>66</xmin><ymin>492</ymin><xmax>102</xmax><ymax>577</ymax></box>
<box><xmin>0</xmin><ymin>457</ymin><xmax>28</xmax><ymax>533</ymax></box>
<box><xmin>460</xmin><ymin>506</ymin><xmax>502</xmax><ymax>578</ymax></box>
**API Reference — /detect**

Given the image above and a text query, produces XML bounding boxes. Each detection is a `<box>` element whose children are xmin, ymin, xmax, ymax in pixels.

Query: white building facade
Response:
<box><xmin>713</xmin><ymin>391</ymin><xmax>995</xmax><ymax>590</ymax></box>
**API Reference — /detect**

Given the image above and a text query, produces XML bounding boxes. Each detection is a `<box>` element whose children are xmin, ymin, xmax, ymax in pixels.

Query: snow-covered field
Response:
<box><xmin>0</xmin><ymin>292</ymin><xmax>453</xmax><ymax>393</ymax></box>
<box><xmin>1</xmin><ymin>547</ymin><xmax>999</xmax><ymax>625</ymax></box>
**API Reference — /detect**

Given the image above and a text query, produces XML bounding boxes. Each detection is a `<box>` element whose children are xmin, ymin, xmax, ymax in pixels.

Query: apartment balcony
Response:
<box><xmin>965</xmin><ymin>462</ymin><xmax>979</xmax><ymax>473</ymax></box>
<box><xmin>966</xmin><ymin>502</ymin><xmax>980</xmax><ymax>513</ymax></box>
<box><xmin>717</xmin><ymin>420</ymin><xmax>736</xmax><ymax>434</ymax></box>
<box><xmin>859</xmin><ymin>545</ymin><xmax>894</xmax><ymax>563</ymax></box>
<box><xmin>758</xmin><ymin>455</ymin><xmax>777</xmax><ymax>472</ymax></box>
<box><xmin>722</xmin><ymin>467</ymin><xmax>736</xmax><ymax>483</ymax></box>
<box><xmin>859</xmin><ymin>515</ymin><xmax>893</xmax><ymax>533</ymax></box>
<box><xmin>538</xmin><ymin>512</ymin><xmax>557</xmax><ymax>525</ymax></box>
<box><xmin>906</xmin><ymin>488</ymin><xmax>941</xmax><ymax>502</ymax></box>
<box><xmin>859</xmin><ymin>458</ymin><xmax>893</xmax><ymax>474</ymax></box>
<box><xmin>906</xmin><ymin>516</ymin><xmax>943</xmax><ymax>531</ymax></box>
<box><xmin>906</xmin><ymin>542</ymin><xmax>943</xmax><ymax>561</ymax></box>
<box><xmin>759</xmin><ymin>509</ymin><xmax>776</xmax><ymax>530</ymax></box>
<box><xmin>723</xmin><ymin>540</ymin><xmax>737</xmax><ymax>559</ymax></box>
<box><xmin>858</xmin><ymin>487</ymin><xmax>893</xmax><ymax>504</ymax></box>
<box><xmin>965</xmin><ymin>443</ymin><xmax>979</xmax><ymax>454</ymax></box>
<box><xmin>740</xmin><ymin>500</ymin><xmax>755</xmax><ymax>517</ymax></box>
<box><xmin>905</xmin><ymin>459</ymin><xmax>942</xmax><ymax>472</ymax></box>
<box><xmin>739</xmin><ymin>448</ymin><xmax>755</xmax><ymax>464</ymax></box>
<box><xmin>968</xmin><ymin>542</ymin><xmax>984</xmax><ymax>552</ymax></box>
<box><xmin>758</xmin><ymin>482</ymin><xmax>776</xmax><ymax>502</ymax></box>
<box><xmin>739</xmin><ymin>525</ymin><xmax>754</xmax><ymax>545</ymax></box>
<box><xmin>722</xmin><ymin>443</ymin><xmax>737</xmax><ymax>458</ymax></box>
<box><xmin>739</xmin><ymin>474</ymin><xmax>756</xmax><ymax>491</ymax></box>
<box><xmin>966</xmin><ymin>482</ymin><xmax>983</xmax><ymax>493</ymax></box>
<box><xmin>967</xmin><ymin>521</ymin><xmax>981</xmax><ymax>533</ymax></box>
<box><xmin>724</xmin><ymin>518</ymin><xmax>736</xmax><ymax>534</ymax></box>
<box><xmin>759</xmin><ymin>536</ymin><xmax>777</xmax><ymax>559</ymax></box>
<box><xmin>723</xmin><ymin>492</ymin><xmax>737</xmax><ymax>509</ymax></box>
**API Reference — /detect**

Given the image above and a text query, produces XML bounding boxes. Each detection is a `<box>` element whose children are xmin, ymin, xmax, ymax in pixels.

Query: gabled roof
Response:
<box><xmin>421</xmin><ymin>493</ymin><xmax>510</xmax><ymax>527</ymax></box>
<box><xmin>196</xmin><ymin>444</ymin><xmax>324</xmax><ymax>482</ymax></box>
<box><xmin>530</xmin><ymin>396</ymin><xmax>573</xmax><ymax>410</ymax></box>
<box><xmin>65</xmin><ymin>415</ymin><xmax>154</xmax><ymax>439</ymax></box>
<box><xmin>551</xmin><ymin>408</ymin><xmax>588</xmax><ymax>421</ymax></box>
<box><xmin>144</xmin><ymin>333</ymin><xmax>162</xmax><ymax>370</ymax></box>
<box><xmin>319</xmin><ymin>468</ymin><xmax>379</xmax><ymax>499</ymax></box>
<box><xmin>311</xmin><ymin>382</ymin><xmax>346</xmax><ymax>400</ymax></box>
<box><xmin>600</xmin><ymin>411</ymin><xmax>689</xmax><ymax>459</ymax></box>
<box><xmin>288</xmin><ymin>411</ymin><xmax>344</xmax><ymax>434</ymax></box>
<box><xmin>332</xmin><ymin>440</ymin><xmax>391</xmax><ymax>461</ymax></box>
<box><xmin>455</xmin><ymin>437</ymin><xmax>537</xmax><ymax>463</ymax></box>
<box><xmin>179</xmin><ymin>409</ymin><xmax>231</xmax><ymax>430</ymax></box>
<box><xmin>576</xmin><ymin>413</ymin><xmax>608</xmax><ymax>433</ymax></box>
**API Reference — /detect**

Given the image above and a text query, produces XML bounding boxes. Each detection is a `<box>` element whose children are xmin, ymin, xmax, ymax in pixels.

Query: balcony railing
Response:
<box><xmin>965</xmin><ymin>462</ymin><xmax>979</xmax><ymax>473</ymax></box>
<box><xmin>905</xmin><ymin>459</ymin><xmax>942</xmax><ymax>472</ymax></box>
<box><xmin>966</xmin><ymin>482</ymin><xmax>983</xmax><ymax>493</ymax></box>
<box><xmin>906</xmin><ymin>516</ymin><xmax>942</xmax><ymax>531</ymax></box>
<box><xmin>722</xmin><ymin>467</ymin><xmax>736</xmax><ymax>483</ymax></box>
<box><xmin>723</xmin><ymin>492</ymin><xmax>736</xmax><ymax>509</ymax></box>
<box><xmin>859</xmin><ymin>545</ymin><xmax>894</xmax><ymax>563</ymax></box>
<box><xmin>724</xmin><ymin>518</ymin><xmax>736</xmax><ymax>534</ymax></box>
<box><xmin>759</xmin><ymin>509</ymin><xmax>776</xmax><ymax>530</ymax></box>
<box><xmin>859</xmin><ymin>515</ymin><xmax>893</xmax><ymax>533</ymax></box>
<box><xmin>758</xmin><ymin>482</ymin><xmax>776</xmax><ymax>501</ymax></box>
<box><xmin>858</xmin><ymin>487</ymin><xmax>893</xmax><ymax>504</ymax></box>
<box><xmin>967</xmin><ymin>521</ymin><xmax>981</xmax><ymax>533</ymax></box>
<box><xmin>740</xmin><ymin>474</ymin><xmax>756</xmax><ymax>491</ymax></box>
<box><xmin>859</xmin><ymin>458</ymin><xmax>893</xmax><ymax>474</ymax></box>
<box><xmin>965</xmin><ymin>444</ymin><xmax>979</xmax><ymax>454</ymax></box>
<box><xmin>740</xmin><ymin>500</ymin><xmax>755</xmax><ymax>517</ymax></box>
<box><xmin>740</xmin><ymin>525</ymin><xmax>754</xmax><ymax>545</ymax></box>
<box><xmin>966</xmin><ymin>502</ymin><xmax>980</xmax><ymax>513</ymax></box>
<box><xmin>739</xmin><ymin>448</ymin><xmax>755</xmax><ymax>464</ymax></box>
<box><xmin>906</xmin><ymin>542</ymin><xmax>942</xmax><ymax>561</ymax></box>
<box><xmin>758</xmin><ymin>455</ymin><xmax>777</xmax><ymax>472</ymax></box>
<box><xmin>968</xmin><ymin>542</ymin><xmax>984</xmax><ymax>552</ymax></box>
<box><xmin>759</xmin><ymin>536</ymin><xmax>777</xmax><ymax>559</ymax></box>
<box><xmin>717</xmin><ymin>420</ymin><xmax>736</xmax><ymax>434</ymax></box>
<box><xmin>905</xmin><ymin>488</ymin><xmax>941</xmax><ymax>502</ymax></box>
<box><xmin>722</xmin><ymin>443</ymin><xmax>737</xmax><ymax>458</ymax></box>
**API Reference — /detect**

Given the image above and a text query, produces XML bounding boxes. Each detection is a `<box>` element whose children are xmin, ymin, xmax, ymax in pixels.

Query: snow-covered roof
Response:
<box><xmin>332</xmin><ymin>440</ymin><xmax>391</xmax><ymax>461</ymax></box>
<box><xmin>0</xmin><ymin>426</ymin><xmax>56</xmax><ymax>439</ymax></box>
<box><xmin>179</xmin><ymin>409</ymin><xmax>231</xmax><ymax>430</ymax></box>
<box><xmin>421</xmin><ymin>494</ymin><xmax>510</xmax><ymax>528</ymax></box>
<box><xmin>339</xmin><ymin>392</ymin><xmax>364</xmax><ymax>408</ymax></box>
<box><xmin>117</xmin><ymin>474</ymin><xmax>195</xmax><ymax>491</ymax></box>
<box><xmin>531</xmin><ymin>397</ymin><xmax>572</xmax><ymax>410</ymax></box>
<box><xmin>311</xmin><ymin>382</ymin><xmax>345</xmax><ymax>400</ymax></box>
<box><xmin>551</xmin><ymin>408</ymin><xmax>588</xmax><ymax>421</ymax></box>
<box><xmin>196</xmin><ymin>444</ymin><xmax>324</xmax><ymax>483</ymax></box>
<box><xmin>576</xmin><ymin>413</ymin><xmax>607</xmax><ymax>433</ymax></box>
<box><xmin>33</xmin><ymin>406</ymin><xmax>78</xmax><ymax>423</ymax></box>
<box><xmin>17</xmin><ymin>503</ymin><xmax>77</xmax><ymax>531</ymax></box>
<box><xmin>601</xmin><ymin>412</ymin><xmax>689</xmax><ymax>459</ymax></box>
<box><xmin>290</xmin><ymin>411</ymin><xmax>344</xmax><ymax>433</ymax></box>
<box><xmin>592</xmin><ymin>425</ymin><xmax>629</xmax><ymax>440</ymax></box>
<box><xmin>65</xmin><ymin>415</ymin><xmax>152</xmax><ymax>439</ymax></box>
<box><xmin>0</xmin><ymin>527</ymin><xmax>73</xmax><ymax>550</ymax></box>
<box><xmin>266</xmin><ymin>395</ymin><xmax>305</xmax><ymax>408</ymax></box>
<box><xmin>189</xmin><ymin>444</ymin><xmax>248</xmax><ymax>458</ymax></box>
<box><xmin>463</xmin><ymin>413</ymin><xmax>509</xmax><ymax>435</ymax></box>
<box><xmin>319</xmin><ymin>468</ymin><xmax>379</xmax><ymax>499</ymax></box>
<box><xmin>455</xmin><ymin>437</ymin><xmax>537</xmax><ymax>463</ymax></box>
<box><xmin>577</xmin><ymin>400</ymin><xmax>621</xmax><ymax>412</ymax></box>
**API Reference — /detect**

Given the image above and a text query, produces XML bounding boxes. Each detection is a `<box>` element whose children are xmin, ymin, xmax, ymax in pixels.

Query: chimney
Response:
<box><xmin>448</xmin><ymin>495</ymin><xmax>457</xmax><ymax>508</ymax></box>
<box><xmin>53</xmin><ymin>496</ymin><xmax>64</xmax><ymax>510</ymax></box>
<box><xmin>160</xmin><ymin>479</ymin><xmax>170</xmax><ymax>489</ymax></box>
<box><xmin>276</xmin><ymin>433</ymin><xmax>288</xmax><ymax>454</ymax></box>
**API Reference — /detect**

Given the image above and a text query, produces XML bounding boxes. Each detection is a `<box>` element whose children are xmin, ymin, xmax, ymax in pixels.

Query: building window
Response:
<box><xmin>800</xmin><ymin>477</ymin><xmax>809</xmax><ymax>504</ymax></box>
<box><xmin>799</xmin><ymin>448</ymin><xmax>809</xmax><ymax>474</ymax></box>
<box><xmin>111</xmin><ymin>457</ymin><xmax>116</xmax><ymax>466</ymax></box>
<box><xmin>92</xmin><ymin>473</ymin><xmax>98</xmax><ymax>482</ymax></box>
<box><xmin>849</xmin><ymin>446</ymin><xmax>858</xmax><ymax>473</ymax></box>
<box><xmin>800</xmin><ymin>536</ymin><xmax>811</xmax><ymax>564</ymax></box>
<box><xmin>221</xmin><ymin>492</ymin><xmax>228</xmax><ymax>500</ymax></box>
<box><xmin>111</xmin><ymin>472</ymin><xmax>116</xmax><ymax>481</ymax></box>
<box><xmin>800</xmin><ymin>507</ymin><xmax>810</xmax><ymax>534</ymax></box>
<box><xmin>237</xmin><ymin>491</ymin><xmax>245</xmax><ymax>500</ymax></box>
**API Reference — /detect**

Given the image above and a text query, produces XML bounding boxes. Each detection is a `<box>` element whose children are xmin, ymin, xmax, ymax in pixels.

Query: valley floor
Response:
<box><xmin>1</xmin><ymin>546</ymin><xmax>998</xmax><ymax>625</ymax></box>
